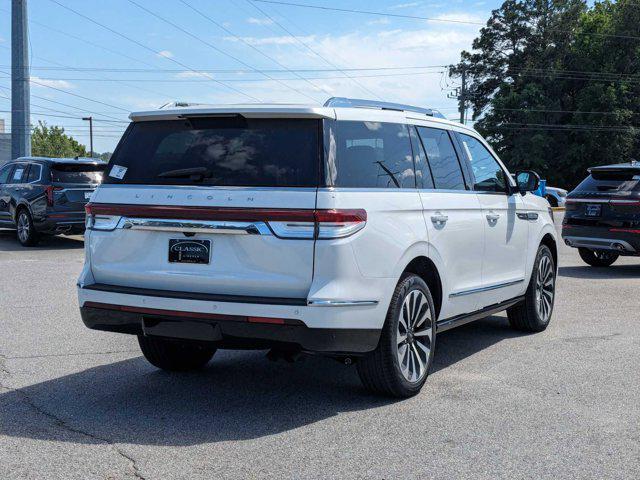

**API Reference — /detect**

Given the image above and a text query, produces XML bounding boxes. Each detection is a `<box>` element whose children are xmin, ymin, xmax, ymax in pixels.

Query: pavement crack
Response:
<box><xmin>0</xmin><ymin>376</ymin><xmax>146</xmax><ymax>480</ymax></box>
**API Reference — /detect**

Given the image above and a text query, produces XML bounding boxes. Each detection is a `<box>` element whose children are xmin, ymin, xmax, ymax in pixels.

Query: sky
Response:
<box><xmin>0</xmin><ymin>0</ymin><xmax>501</xmax><ymax>153</ymax></box>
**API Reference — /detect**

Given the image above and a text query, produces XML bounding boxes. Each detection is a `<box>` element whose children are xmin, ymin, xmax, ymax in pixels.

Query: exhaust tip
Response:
<box><xmin>613</xmin><ymin>243</ymin><xmax>626</xmax><ymax>252</ymax></box>
<box><xmin>564</xmin><ymin>239</ymin><xmax>572</xmax><ymax>246</ymax></box>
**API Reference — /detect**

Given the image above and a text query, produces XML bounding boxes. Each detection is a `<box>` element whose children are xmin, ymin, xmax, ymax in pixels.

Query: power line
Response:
<box><xmin>246</xmin><ymin>0</ymin><xmax>384</xmax><ymax>100</ymax></box>
<box><xmin>46</xmin><ymin>0</ymin><xmax>261</xmax><ymax>102</ymax></box>
<box><xmin>179</xmin><ymin>0</ymin><xmax>332</xmax><ymax>99</ymax></box>
<box><xmin>125</xmin><ymin>0</ymin><xmax>321</xmax><ymax>102</ymax></box>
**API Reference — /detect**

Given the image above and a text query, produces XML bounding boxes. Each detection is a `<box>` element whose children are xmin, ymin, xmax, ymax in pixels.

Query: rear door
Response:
<box><xmin>88</xmin><ymin>117</ymin><xmax>321</xmax><ymax>300</ymax></box>
<box><xmin>50</xmin><ymin>163</ymin><xmax>105</xmax><ymax>211</ymax></box>
<box><xmin>413</xmin><ymin>125</ymin><xmax>485</xmax><ymax>318</ymax></box>
<box><xmin>0</xmin><ymin>163</ymin><xmax>15</xmax><ymax>223</ymax></box>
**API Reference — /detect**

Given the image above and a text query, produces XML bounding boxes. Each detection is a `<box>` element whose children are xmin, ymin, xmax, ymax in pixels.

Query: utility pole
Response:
<box><xmin>458</xmin><ymin>67</ymin><xmax>467</xmax><ymax>125</ymax></box>
<box><xmin>82</xmin><ymin>116</ymin><xmax>93</xmax><ymax>157</ymax></box>
<box><xmin>11</xmin><ymin>0</ymin><xmax>31</xmax><ymax>159</ymax></box>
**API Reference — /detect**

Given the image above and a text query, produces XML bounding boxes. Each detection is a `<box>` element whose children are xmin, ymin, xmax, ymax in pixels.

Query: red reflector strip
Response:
<box><xmin>84</xmin><ymin>302</ymin><xmax>294</xmax><ymax>324</ymax></box>
<box><xmin>609</xmin><ymin>228</ymin><xmax>640</xmax><ymax>234</ymax></box>
<box><xmin>314</xmin><ymin>209</ymin><xmax>367</xmax><ymax>223</ymax></box>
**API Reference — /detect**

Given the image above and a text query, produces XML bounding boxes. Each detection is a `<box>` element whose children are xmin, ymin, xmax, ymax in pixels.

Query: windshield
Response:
<box><xmin>104</xmin><ymin>117</ymin><xmax>321</xmax><ymax>187</ymax></box>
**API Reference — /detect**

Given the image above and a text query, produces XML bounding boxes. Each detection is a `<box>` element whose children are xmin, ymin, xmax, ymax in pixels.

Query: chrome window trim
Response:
<box><xmin>449</xmin><ymin>279</ymin><xmax>525</xmax><ymax>298</ymax></box>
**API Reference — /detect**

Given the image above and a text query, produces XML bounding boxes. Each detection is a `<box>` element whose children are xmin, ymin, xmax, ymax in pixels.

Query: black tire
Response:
<box><xmin>507</xmin><ymin>244</ymin><xmax>556</xmax><ymax>332</ymax></box>
<box><xmin>578</xmin><ymin>248</ymin><xmax>618</xmax><ymax>267</ymax></box>
<box><xmin>545</xmin><ymin>195</ymin><xmax>558</xmax><ymax>207</ymax></box>
<box><xmin>138</xmin><ymin>335</ymin><xmax>216</xmax><ymax>371</ymax></box>
<box><xmin>15</xmin><ymin>208</ymin><xmax>40</xmax><ymax>247</ymax></box>
<box><xmin>357</xmin><ymin>274</ymin><xmax>436</xmax><ymax>398</ymax></box>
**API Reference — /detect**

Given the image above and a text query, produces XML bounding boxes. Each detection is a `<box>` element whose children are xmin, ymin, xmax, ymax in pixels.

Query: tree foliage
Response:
<box><xmin>453</xmin><ymin>0</ymin><xmax>640</xmax><ymax>188</ymax></box>
<box><xmin>31</xmin><ymin>121</ymin><xmax>87</xmax><ymax>158</ymax></box>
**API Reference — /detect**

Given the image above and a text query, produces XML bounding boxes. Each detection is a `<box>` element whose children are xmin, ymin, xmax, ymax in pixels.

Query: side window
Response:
<box><xmin>27</xmin><ymin>164</ymin><xmax>42</xmax><ymax>183</ymax></box>
<box><xmin>0</xmin><ymin>164</ymin><xmax>14</xmax><ymax>184</ymax></box>
<box><xmin>416</xmin><ymin>127</ymin><xmax>466</xmax><ymax>190</ymax></box>
<box><xmin>11</xmin><ymin>164</ymin><xmax>27</xmax><ymax>184</ymax></box>
<box><xmin>326</xmin><ymin>121</ymin><xmax>415</xmax><ymax>188</ymax></box>
<box><xmin>409</xmin><ymin>126</ymin><xmax>434</xmax><ymax>189</ymax></box>
<box><xmin>459</xmin><ymin>134</ymin><xmax>507</xmax><ymax>193</ymax></box>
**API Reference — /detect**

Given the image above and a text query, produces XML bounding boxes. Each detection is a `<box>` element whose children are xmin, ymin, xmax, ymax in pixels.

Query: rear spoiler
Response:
<box><xmin>588</xmin><ymin>165</ymin><xmax>640</xmax><ymax>175</ymax></box>
<box><xmin>130</xmin><ymin>106</ymin><xmax>337</xmax><ymax>122</ymax></box>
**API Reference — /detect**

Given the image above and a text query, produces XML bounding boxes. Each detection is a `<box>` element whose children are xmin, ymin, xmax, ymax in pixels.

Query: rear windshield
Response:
<box><xmin>104</xmin><ymin>118</ymin><xmax>320</xmax><ymax>187</ymax></box>
<box><xmin>51</xmin><ymin>164</ymin><xmax>105</xmax><ymax>184</ymax></box>
<box><xmin>574</xmin><ymin>170</ymin><xmax>640</xmax><ymax>194</ymax></box>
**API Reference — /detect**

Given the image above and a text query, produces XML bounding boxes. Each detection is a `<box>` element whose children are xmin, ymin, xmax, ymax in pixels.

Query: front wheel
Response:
<box><xmin>578</xmin><ymin>248</ymin><xmax>618</xmax><ymax>267</ymax></box>
<box><xmin>507</xmin><ymin>244</ymin><xmax>556</xmax><ymax>332</ymax></box>
<box><xmin>357</xmin><ymin>274</ymin><xmax>436</xmax><ymax>398</ymax></box>
<box><xmin>138</xmin><ymin>335</ymin><xmax>216</xmax><ymax>371</ymax></box>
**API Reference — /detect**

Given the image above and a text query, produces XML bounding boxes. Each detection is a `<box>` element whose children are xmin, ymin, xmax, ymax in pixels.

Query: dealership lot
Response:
<box><xmin>0</xmin><ymin>216</ymin><xmax>638</xmax><ymax>480</ymax></box>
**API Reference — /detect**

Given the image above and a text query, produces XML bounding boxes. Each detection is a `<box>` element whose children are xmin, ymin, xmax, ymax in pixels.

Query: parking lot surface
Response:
<box><xmin>1</xmin><ymin>217</ymin><xmax>639</xmax><ymax>479</ymax></box>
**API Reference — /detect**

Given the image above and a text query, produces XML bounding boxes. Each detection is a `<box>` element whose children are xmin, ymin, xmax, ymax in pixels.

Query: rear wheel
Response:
<box><xmin>357</xmin><ymin>274</ymin><xmax>436</xmax><ymax>398</ymax></box>
<box><xmin>507</xmin><ymin>244</ymin><xmax>556</xmax><ymax>332</ymax></box>
<box><xmin>578</xmin><ymin>248</ymin><xmax>618</xmax><ymax>267</ymax></box>
<box><xmin>16</xmin><ymin>209</ymin><xmax>39</xmax><ymax>247</ymax></box>
<box><xmin>138</xmin><ymin>335</ymin><xmax>216</xmax><ymax>371</ymax></box>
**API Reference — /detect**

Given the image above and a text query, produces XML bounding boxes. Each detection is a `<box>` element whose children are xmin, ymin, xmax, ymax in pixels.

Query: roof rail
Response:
<box><xmin>159</xmin><ymin>101</ymin><xmax>205</xmax><ymax>109</ymax></box>
<box><xmin>324</xmin><ymin>97</ymin><xmax>446</xmax><ymax>119</ymax></box>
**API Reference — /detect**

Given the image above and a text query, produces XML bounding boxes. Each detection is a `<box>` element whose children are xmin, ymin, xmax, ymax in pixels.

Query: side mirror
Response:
<box><xmin>513</xmin><ymin>170</ymin><xmax>540</xmax><ymax>194</ymax></box>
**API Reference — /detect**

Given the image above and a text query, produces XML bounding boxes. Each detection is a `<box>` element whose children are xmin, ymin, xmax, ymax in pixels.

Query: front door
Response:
<box><xmin>456</xmin><ymin>133</ymin><xmax>529</xmax><ymax>308</ymax></box>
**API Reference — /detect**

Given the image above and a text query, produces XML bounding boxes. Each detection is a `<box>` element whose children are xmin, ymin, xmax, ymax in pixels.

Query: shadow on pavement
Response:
<box><xmin>559</xmin><ymin>264</ymin><xmax>640</xmax><ymax>279</ymax></box>
<box><xmin>0</xmin><ymin>315</ymin><xmax>522</xmax><ymax>446</ymax></box>
<box><xmin>0</xmin><ymin>229</ymin><xmax>84</xmax><ymax>252</ymax></box>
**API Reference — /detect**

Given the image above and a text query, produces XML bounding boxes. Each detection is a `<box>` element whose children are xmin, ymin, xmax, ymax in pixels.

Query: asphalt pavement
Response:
<box><xmin>1</xmin><ymin>216</ymin><xmax>638</xmax><ymax>479</ymax></box>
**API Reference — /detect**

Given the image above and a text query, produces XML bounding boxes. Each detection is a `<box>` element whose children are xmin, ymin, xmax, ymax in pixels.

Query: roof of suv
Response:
<box><xmin>129</xmin><ymin>102</ymin><xmax>477</xmax><ymax>134</ymax></box>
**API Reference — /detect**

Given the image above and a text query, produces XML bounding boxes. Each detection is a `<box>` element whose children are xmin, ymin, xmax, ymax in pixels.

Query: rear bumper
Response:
<box><xmin>77</xmin><ymin>283</ymin><xmax>385</xmax><ymax>354</ymax></box>
<box><xmin>80</xmin><ymin>303</ymin><xmax>380</xmax><ymax>354</ymax></box>
<box><xmin>36</xmin><ymin>211</ymin><xmax>86</xmax><ymax>234</ymax></box>
<box><xmin>562</xmin><ymin>224</ymin><xmax>640</xmax><ymax>254</ymax></box>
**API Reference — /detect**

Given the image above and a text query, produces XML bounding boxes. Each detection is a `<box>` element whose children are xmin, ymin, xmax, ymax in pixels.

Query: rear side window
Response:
<box><xmin>105</xmin><ymin>118</ymin><xmax>320</xmax><ymax>187</ymax></box>
<box><xmin>416</xmin><ymin>127</ymin><xmax>466</xmax><ymax>190</ymax></box>
<box><xmin>27</xmin><ymin>164</ymin><xmax>42</xmax><ymax>183</ymax></box>
<box><xmin>324</xmin><ymin>120</ymin><xmax>414</xmax><ymax>188</ymax></box>
<box><xmin>459</xmin><ymin>134</ymin><xmax>507</xmax><ymax>193</ymax></box>
<box><xmin>574</xmin><ymin>170</ymin><xmax>640</xmax><ymax>194</ymax></box>
<box><xmin>51</xmin><ymin>164</ymin><xmax>105</xmax><ymax>184</ymax></box>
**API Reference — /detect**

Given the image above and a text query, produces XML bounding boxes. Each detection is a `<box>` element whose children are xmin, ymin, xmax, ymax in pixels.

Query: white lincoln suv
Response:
<box><xmin>78</xmin><ymin>97</ymin><xmax>558</xmax><ymax>397</ymax></box>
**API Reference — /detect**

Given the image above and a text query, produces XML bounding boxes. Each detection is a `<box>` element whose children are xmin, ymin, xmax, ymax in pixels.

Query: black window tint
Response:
<box><xmin>460</xmin><ymin>134</ymin><xmax>507</xmax><ymax>193</ymax></box>
<box><xmin>324</xmin><ymin>120</ymin><xmax>415</xmax><ymax>188</ymax></box>
<box><xmin>416</xmin><ymin>127</ymin><xmax>466</xmax><ymax>190</ymax></box>
<box><xmin>27</xmin><ymin>164</ymin><xmax>42</xmax><ymax>183</ymax></box>
<box><xmin>10</xmin><ymin>164</ymin><xmax>28</xmax><ymax>183</ymax></box>
<box><xmin>51</xmin><ymin>164</ymin><xmax>105</xmax><ymax>184</ymax></box>
<box><xmin>574</xmin><ymin>171</ymin><xmax>640</xmax><ymax>193</ymax></box>
<box><xmin>0</xmin><ymin>164</ymin><xmax>13</xmax><ymax>184</ymax></box>
<box><xmin>105</xmin><ymin>118</ymin><xmax>320</xmax><ymax>187</ymax></box>
<box><xmin>409</xmin><ymin>126</ymin><xmax>434</xmax><ymax>189</ymax></box>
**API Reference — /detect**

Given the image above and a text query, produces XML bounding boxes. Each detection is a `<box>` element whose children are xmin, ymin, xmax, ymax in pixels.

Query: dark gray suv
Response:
<box><xmin>0</xmin><ymin>157</ymin><xmax>106</xmax><ymax>246</ymax></box>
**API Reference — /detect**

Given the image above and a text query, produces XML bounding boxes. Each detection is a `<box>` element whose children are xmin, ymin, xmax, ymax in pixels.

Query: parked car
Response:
<box><xmin>563</xmin><ymin>162</ymin><xmax>640</xmax><ymax>266</ymax></box>
<box><xmin>77</xmin><ymin>98</ymin><xmax>558</xmax><ymax>397</ymax></box>
<box><xmin>0</xmin><ymin>157</ymin><xmax>106</xmax><ymax>246</ymax></box>
<box><xmin>545</xmin><ymin>186</ymin><xmax>568</xmax><ymax>208</ymax></box>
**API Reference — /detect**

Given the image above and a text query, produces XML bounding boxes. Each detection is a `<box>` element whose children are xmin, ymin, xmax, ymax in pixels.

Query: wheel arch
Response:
<box><xmin>13</xmin><ymin>201</ymin><xmax>32</xmax><ymax>221</ymax></box>
<box><xmin>401</xmin><ymin>256</ymin><xmax>443</xmax><ymax>319</ymax></box>
<box><xmin>540</xmin><ymin>232</ymin><xmax>558</xmax><ymax>271</ymax></box>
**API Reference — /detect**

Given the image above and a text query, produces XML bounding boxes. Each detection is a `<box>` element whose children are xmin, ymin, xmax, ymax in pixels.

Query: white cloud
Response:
<box><xmin>390</xmin><ymin>2</ymin><xmax>422</xmax><ymax>9</ymax></box>
<box><xmin>367</xmin><ymin>18</ymin><xmax>391</xmax><ymax>26</ymax></box>
<box><xmin>224</xmin><ymin>35</ymin><xmax>315</xmax><ymax>46</ymax></box>
<box><xmin>156</xmin><ymin>50</ymin><xmax>174</xmax><ymax>59</ymax></box>
<box><xmin>30</xmin><ymin>76</ymin><xmax>74</xmax><ymax>89</ymax></box>
<box><xmin>175</xmin><ymin>71</ymin><xmax>211</xmax><ymax>79</ymax></box>
<box><xmin>247</xmin><ymin>17</ymin><xmax>273</xmax><ymax>26</ymax></box>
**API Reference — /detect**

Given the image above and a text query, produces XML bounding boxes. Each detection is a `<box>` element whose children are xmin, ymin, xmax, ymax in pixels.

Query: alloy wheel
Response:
<box><xmin>396</xmin><ymin>289</ymin><xmax>433</xmax><ymax>383</ymax></box>
<box><xmin>17</xmin><ymin>213</ymin><xmax>30</xmax><ymax>243</ymax></box>
<box><xmin>535</xmin><ymin>255</ymin><xmax>555</xmax><ymax>323</ymax></box>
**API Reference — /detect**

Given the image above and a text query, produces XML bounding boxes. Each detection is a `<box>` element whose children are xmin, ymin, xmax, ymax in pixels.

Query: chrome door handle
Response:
<box><xmin>431</xmin><ymin>214</ymin><xmax>449</xmax><ymax>226</ymax></box>
<box><xmin>486</xmin><ymin>213</ymin><xmax>501</xmax><ymax>221</ymax></box>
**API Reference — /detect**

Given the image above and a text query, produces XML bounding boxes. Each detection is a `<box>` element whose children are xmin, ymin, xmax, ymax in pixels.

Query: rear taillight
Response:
<box><xmin>85</xmin><ymin>203</ymin><xmax>121</xmax><ymax>231</ymax></box>
<box><xmin>44</xmin><ymin>185</ymin><xmax>63</xmax><ymax>207</ymax></box>
<box><xmin>268</xmin><ymin>209</ymin><xmax>367</xmax><ymax>239</ymax></box>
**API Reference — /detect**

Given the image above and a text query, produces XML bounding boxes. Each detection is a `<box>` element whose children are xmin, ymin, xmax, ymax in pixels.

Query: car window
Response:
<box><xmin>0</xmin><ymin>164</ymin><xmax>13</xmax><ymax>184</ymax></box>
<box><xmin>416</xmin><ymin>127</ymin><xmax>466</xmax><ymax>190</ymax></box>
<box><xmin>460</xmin><ymin>134</ymin><xmax>507</xmax><ymax>193</ymax></box>
<box><xmin>408</xmin><ymin>126</ymin><xmax>434</xmax><ymax>189</ymax></box>
<box><xmin>27</xmin><ymin>164</ymin><xmax>42</xmax><ymax>183</ymax></box>
<box><xmin>51</xmin><ymin>164</ymin><xmax>104</xmax><ymax>184</ymax></box>
<box><xmin>11</xmin><ymin>164</ymin><xmax>27</xmax><ymax>184</ymax></box>
<box><xmin>324</xmin><ymin>120</ymin><xmax>415</xmax><ymax>188</ymax></box>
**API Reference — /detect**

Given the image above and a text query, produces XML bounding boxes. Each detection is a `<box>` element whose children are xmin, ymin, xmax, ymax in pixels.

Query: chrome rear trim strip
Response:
<box><xmin>307</xmin><ymin>300</ymin><xmax>379</xmax><ymax>307</ymax></box>
<box><xmin>449</xmin><ymin>279</ymin><xmax>525</xmax><ymax>298</ymax></box>
<box><xmin>119</xmin><ymin>217</ymin><xmax>272</xmax><ymax>235</ymax></box>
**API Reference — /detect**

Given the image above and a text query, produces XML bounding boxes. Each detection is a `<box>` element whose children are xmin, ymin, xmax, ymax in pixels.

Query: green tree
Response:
<box><xmin>452</xmin><ymin>0</ymin><xmax>640</xmax><ymax>188</ymax></box>
<box><xmin>31</xmin><ymin>121</ymin><xmax>87</xmax><ymax>158</ymax></box>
